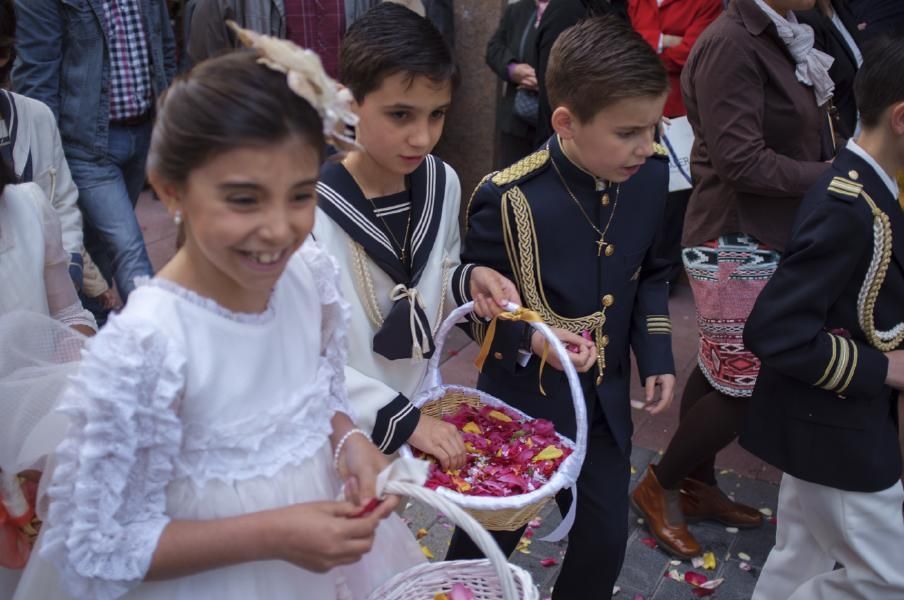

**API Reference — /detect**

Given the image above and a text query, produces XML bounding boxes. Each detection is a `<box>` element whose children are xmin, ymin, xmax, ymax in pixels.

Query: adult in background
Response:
<box><xmin>797</xmin><ymin>0</ymin><xmax>864</xmax><ymax>138</ymax></box>
<box><xmin>13</xmin><ymin>0</ymin><xmax>176</xmax><ymax>302</ymax></box>
<box><xmin>631</xmin><ymin>0</ymin><xmax>835</xmax><ymax>558</ymax></box>
<box><xmin>0</xmin><ymin>0</ymin><xmax>83</xmax><ymax>290</ymax></box>
<box><xmin>486</xmin><ymin>0</ymin><xmax>547</xmax><ymax>168</ymax></box>
<box><xmin>187</xmin><ymin>0</ymin><xmax>453</xmax><ymax>69</ymax></box>
<box><xmin>847</xmin><ymin>0</ymin><xmax>904</xmax><ymax>40</ymax></box>
<box><xmin>629</xmin><ymin>0</ymin><xmax>722</xmax><ymax>287</ymax></box>
<box><xmin>534</xmin><ymin>0</ymin><xmax>626</xmax><ymax>144</ymax></box>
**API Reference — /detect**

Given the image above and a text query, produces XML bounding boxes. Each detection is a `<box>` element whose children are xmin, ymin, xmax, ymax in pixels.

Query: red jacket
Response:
<box><xmin>629</xmin><ymin>0</ymin><xmax>722</xmax><ymax>117</ymax></box>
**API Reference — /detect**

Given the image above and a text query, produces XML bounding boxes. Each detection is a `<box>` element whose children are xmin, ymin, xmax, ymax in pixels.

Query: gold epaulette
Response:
<box><xmin>491</xmin><ymin>148</ymin><xmax>549</xmax><ymax>186</ymax></box>
<box><xmin>653</xmin><ymin>142</ymin><xmax>669</xmax><ymax>158</ymax></box>
<box><xmin>827</xmin><ymin>176</ymin><xmax>863</xmax><ymax>201</ymax></box>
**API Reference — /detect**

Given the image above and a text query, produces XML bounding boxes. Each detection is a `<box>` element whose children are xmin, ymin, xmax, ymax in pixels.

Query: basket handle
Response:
<box><xmin>418</xmin><ymin>301</ymin><xmax>588</xmax><ymax>471</ymax></box>
<box><xmin>384</xmin><ymin>480</ymin><xmax>521</xmax><ymax>600</ymax></box>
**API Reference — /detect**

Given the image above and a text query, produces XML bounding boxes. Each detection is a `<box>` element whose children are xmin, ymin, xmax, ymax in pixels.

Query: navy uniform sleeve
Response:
<box><xmin>630</xmin><ymin>245</ymin><xmax>677</xmax><ymax>379</ymax></box>
<box><xmin>744</xmin><ymin>190</ymin><xmax>890</xmax><ymax>399</ymax></box>
<box><xmin>460</xmin><ymin>178</ymin><xmax>531</xmax><ymax>374</ymax></box>
<box><xmin>630</xmin><ymin>159</ymin><xmax>676</xmax><ymax>379</ymax></box>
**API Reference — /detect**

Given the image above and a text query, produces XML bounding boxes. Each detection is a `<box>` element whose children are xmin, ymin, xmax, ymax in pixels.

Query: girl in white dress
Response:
<box><xmin>12</xmin><ymin>44</ymin><xmax>423</xmax><ymax>600</ymax></box>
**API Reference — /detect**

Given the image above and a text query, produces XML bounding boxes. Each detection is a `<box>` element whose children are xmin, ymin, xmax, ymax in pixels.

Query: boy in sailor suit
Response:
<box><xmin>312</xmin><ymin>4</ymin><xmax>518</xmax><ymax>465</ymax></box>
<box><xmin>742</xmin><ymin>35</ymin><xmax>904</xmax><ymax>600</ymax></box>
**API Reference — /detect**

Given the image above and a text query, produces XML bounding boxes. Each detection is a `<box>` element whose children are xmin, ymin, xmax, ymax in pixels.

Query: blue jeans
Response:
<box><xmin>70</xmin><ymin>122</ymin><xmax>154</xmax><ymax>299</ymax></box>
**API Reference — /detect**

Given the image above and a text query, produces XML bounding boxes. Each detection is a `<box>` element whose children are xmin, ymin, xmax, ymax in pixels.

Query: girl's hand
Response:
<box><xmin>532</xmin><ymin>328</ymin><xmax>597</xmax><ymax>373</ymax></box>
<box><xmin>408</xmin><ymin>414</ymin><xmax>467</xmax><ymax>471</ymax></box>
<box><xmin>270</xmin><ymin>501</ymin><xmax>393</xmax><ymax>572</ymax></box>
<box><xmin>336</xmin><ymin>432</ymin><xmax>399</xmax><ymax>512</ymax></box>
<box><xmin>469</xmin><ymin>267</ymin><xmax>522</xmax><ymax>320</ymax></box>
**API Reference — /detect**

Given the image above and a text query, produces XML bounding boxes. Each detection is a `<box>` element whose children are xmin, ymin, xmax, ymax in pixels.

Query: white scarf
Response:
<box><xmin>754</xmin><ymin>0</ymin><xmax>836</xmax><ymax>106</ymax></box>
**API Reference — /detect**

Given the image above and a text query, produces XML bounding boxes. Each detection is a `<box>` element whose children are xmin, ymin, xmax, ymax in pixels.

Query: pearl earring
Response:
<box><xmin>173</xmin><ymin>210</ymin><xmax>183</xmax><ymax>226</ymax></box>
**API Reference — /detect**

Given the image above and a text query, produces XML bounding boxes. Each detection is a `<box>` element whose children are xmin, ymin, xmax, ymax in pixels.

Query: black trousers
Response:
<box><xmin>445</xmin><ymin>403</ymin><xmax>631</xmax><ymax>600</ymax></box>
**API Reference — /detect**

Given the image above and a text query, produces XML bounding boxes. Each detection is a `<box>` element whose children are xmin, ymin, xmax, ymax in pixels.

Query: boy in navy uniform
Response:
<box><xmin>742</xmin><ymin>35</ymin><xmax>904</xmax><ymax>599</ymax></box>
<box><xmin>448</xmin><ymin>16</ymin><xmax>676</xmax><ymax>598</ymax></box>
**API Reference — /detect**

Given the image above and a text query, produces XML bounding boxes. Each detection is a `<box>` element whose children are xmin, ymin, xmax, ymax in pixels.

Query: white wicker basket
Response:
<box><xmin>366</xmin><ymin>480</ymin><xmax>539</xmax><ymax>600</ymax></box>
<box><xmin>399</xmin><ymin>302</ymin><xmax>588</xmax><ymax>534</ymax></box>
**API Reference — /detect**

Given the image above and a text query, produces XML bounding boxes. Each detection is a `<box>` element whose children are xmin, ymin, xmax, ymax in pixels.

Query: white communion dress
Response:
<box><xmin>11</xmin><ymin>241</ymin><xmax>424</xmax><ymax>600</ymax></box>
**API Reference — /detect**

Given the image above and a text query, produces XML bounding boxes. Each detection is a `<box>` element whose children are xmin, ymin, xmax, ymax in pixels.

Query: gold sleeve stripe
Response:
<box><xmin>824</xmin><ymin>334</ymin><xmax>850</xmax><ymax>392</ymax></box>
<box><xmin>836</xmin><ymin>339</ymin><xmax>859</xmax><ymax>396</ymax></box>
<box><xmin>814</xmin><ymin>334</ymin><xmax>838</xmax><ymax>388</ymax></box>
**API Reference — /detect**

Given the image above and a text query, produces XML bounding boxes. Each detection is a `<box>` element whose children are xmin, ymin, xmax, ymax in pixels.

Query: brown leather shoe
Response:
<box><xmin>630</xmin><ymin>466</ymin><xmax>702</xmax><ymax>559</ymax></box>
<box><xmin>680</xmin><ymin>477</ymin><xmax>763</xmax><ymax>528</ymax></box>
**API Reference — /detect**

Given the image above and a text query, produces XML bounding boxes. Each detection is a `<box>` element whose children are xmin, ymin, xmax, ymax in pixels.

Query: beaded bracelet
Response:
<box><xmin>332</xmin><ymin>428</ymin><xmax>370</xmax><ymax>472</ymax></box>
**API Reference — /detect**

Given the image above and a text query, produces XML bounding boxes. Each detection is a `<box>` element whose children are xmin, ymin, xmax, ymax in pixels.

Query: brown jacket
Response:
<box><xmin>680</xmin><ymin>0</ymin><xmax>833</xmax><ymax>251</ymax></box>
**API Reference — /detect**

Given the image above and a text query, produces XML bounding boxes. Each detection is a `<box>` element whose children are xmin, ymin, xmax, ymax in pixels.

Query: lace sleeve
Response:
<box><xmin>39</xmin><ymin>314</ymin><xmax>186</xmax><ymax>600</ymax></box>
<box><xmin>298</xmin><ymin>240</ymin><xmax>354</xmax><ymax>419</ymax></box>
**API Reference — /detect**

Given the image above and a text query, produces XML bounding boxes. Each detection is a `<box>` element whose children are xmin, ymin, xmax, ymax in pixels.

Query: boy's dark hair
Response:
<box><xmin>855</xmin><ymin>33</ymin><xmax>904</xmax><ymax>129</ymax></box>
<box><xmin>0</xmin><ymin>0</ymin><xmax>15</xmax><ymax>86</ymax></box>
<box><xmin>546</xmin><ymin>15</ymin><xmax>667</xmax><ymax>123</ymax></box>
<box><xmin>148</xmin><ymin>50</ymin><xmax>325</xmax><ymax>185</ymax></box>
<box><xmin>340</xmin><ymin>2</ymin><xmax>458</xmax><ymax>103</ymax></box>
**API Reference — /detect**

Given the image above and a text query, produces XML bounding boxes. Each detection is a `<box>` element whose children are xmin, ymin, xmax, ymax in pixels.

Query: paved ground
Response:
<box><xmin>136</xmin><ymin>192</ymin><xmax>779</xmax><ymax>598</ymax></box>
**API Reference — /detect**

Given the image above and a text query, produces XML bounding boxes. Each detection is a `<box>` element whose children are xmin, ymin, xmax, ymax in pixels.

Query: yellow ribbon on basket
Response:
<box><xmin>474</xmin><ymin>307</ymin><xmax>550</xmax><ymax>395</ymax></box>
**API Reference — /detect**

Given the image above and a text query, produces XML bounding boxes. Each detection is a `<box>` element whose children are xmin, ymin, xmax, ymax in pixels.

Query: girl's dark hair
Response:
<box><xmin>0</xmin><ymin>0</ymin><xmax>16</xmax><ymax>86</ymax></box>
<box><xmin>340</xmin><ymin>2</ymin><xmax>459</xmax><ymax>103</ymax></box>
<box><xmin>0</xmin><ymin>151</ymin><xmax>17</xmax><ymax>196</ymax></box>
<box><xmin>148</xmin><ymin>50</ymin><xmax>326</xmax><ymax>185</ymax></box>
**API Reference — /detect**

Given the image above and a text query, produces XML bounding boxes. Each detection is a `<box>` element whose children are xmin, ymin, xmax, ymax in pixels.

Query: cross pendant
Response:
<box><xmin>596</xmin><ymin>238</ymin><xmax>606</xmax><ymax>256</ymax></box>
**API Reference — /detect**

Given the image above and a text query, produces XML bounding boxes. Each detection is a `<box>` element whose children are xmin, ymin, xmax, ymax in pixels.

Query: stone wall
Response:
<box><xmin>435</xmin><ymin>0</ymin><xmax>507</xmax><ymax>210</ymax></box>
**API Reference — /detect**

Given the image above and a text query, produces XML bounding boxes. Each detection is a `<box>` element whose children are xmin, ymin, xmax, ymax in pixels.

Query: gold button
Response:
<box><xmin>600</xmin><ymin>334</ymin><xmax>610</xmax><ymax>347</ymax></box>
<box><xmin>601</xmin><ymin>194</ymin><xmax>610</xmax><ymax>206</ymax></box>
<box><xmin>848</xmin><ymin>170</ymin><xmax>859</xmax><ymax>180</ymax></box>
<box><xmin>602</xmin><ymin>294</ymin><xmax>615</xmax><ymax>307</ymax></box>
<box><xmin>605</xmin><ymin>244</ymin><xmax>615</xmax><ymax>257</ymax></box>
<box><xmin>493</xmin><ymin>351</ymin><xmax>504</xmax><ymax>360</ymax></box>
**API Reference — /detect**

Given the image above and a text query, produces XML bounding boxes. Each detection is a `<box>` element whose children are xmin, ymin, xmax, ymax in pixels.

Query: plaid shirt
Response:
<box><xmin>103</xmin><ymin>0</ymin><xmax>153</xmax><ymax>121</ymax></box>
<box><xmin>283</xmin><ymin>0</ymin><xmax>345</xmax><ymax>79</ymax></box>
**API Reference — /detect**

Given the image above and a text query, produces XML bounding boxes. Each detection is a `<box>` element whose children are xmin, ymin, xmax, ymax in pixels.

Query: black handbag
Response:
<box><xmin>513</xmin><ymin>88</ymin><xmax>539</xmax><ymax>126</ymax></box>
<box><xmin>511</xmin><ymin>9</ymin><xmax>539</xmax><ymax>126</ymax></box>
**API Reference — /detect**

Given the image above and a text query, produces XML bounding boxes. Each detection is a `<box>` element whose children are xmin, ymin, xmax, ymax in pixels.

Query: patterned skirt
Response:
<box><xmin>682</xmin><ymin>234</ymin><xmax>781</xmax><ymax>397</ymax></box>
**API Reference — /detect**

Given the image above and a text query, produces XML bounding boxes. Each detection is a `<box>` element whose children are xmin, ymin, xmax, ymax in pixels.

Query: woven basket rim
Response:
<box><xmin>400</xmin><ymin>384</ymin><xmax>582</xmax><ymax>511</ymax></box>
<box><xmin>366</xmin><ymin>558</ymin><xmax>540</xmax><ymax>600</ymax></box>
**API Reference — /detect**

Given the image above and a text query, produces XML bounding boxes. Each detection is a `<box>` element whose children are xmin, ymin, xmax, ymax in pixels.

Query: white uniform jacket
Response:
<box><xmin>313</xmin><ymin>155</ymin><xmax>475</xmax><ymax>452</ymax></box>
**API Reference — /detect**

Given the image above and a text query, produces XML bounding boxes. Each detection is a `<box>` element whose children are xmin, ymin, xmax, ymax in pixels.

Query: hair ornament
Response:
<box><xmin>227</xmin><ymin>21</ymin><xmax>360</xmax><ymax>151</ymax></box>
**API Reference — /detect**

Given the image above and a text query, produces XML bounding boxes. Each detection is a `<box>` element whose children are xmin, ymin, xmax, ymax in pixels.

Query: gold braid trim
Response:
<box><xmin>857</xmin><ymin>191</ymin><xmax>904</xmax><ymax>352</ymax></box>
<box><xmin>502</xmin><ymin>186</ymin><xmax>609</xmax><ymax>383</ymax></box>
<box><xmin>350</xmin><ymin>241</ymin><xmax>449</xmax><ymax>337</ymax></box>
<box><xmin>464</xmin><ymin>172</ymin><xmax>496</xmax><ymax>234</ymax></box>
<box><xmin>491</xmin><ymin>149</ymin><xmax>549</xmax><ymax>186</ymax></box>
<box><xmin>350</xmin><ymin>241</ymin><xmax>384</xmax><ymax>327</ymax></box>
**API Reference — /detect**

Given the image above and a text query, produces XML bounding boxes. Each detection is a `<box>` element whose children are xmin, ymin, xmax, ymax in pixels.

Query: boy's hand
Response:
<box><xmin>532</xmin><ymin>328</ymin><xmax>597</xmax><ymax>373</ymax></box>
<box><xmin>885</xmin><ymin>350</ymin><xmax>904</xmax><ymax>391</ymax></box>
<box><xmin>469</xmin><ymin>266</ymin><xmax>521</xmax><ymax>319</ymax></box>
<box><xmin>408</xmin><ymin>414</ymin><xmax>467</xmax><ymax>471</ymax></box>
<box><xmin>640</xmin><ymin>374</ymin><xmax>676</xmax><ymax>415</ymax></box>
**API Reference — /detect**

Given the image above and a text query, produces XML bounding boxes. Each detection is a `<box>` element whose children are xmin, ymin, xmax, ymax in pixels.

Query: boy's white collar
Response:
<box><xmin>847</xmin><ymin>139</ymin><xmax>900</xmax><ymax>200</ymax></box>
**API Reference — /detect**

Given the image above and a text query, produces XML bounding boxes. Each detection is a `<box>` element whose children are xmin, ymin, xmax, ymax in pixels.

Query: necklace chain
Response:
<box><xmin>550</xmin><ymin>155</ymin><xmax>620</xmax><ymax>256</ymax></box>
<box><xmin>343</xmin><ymin>160</ymin><xmax>413</xmax><ymax>264</ymax></box>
